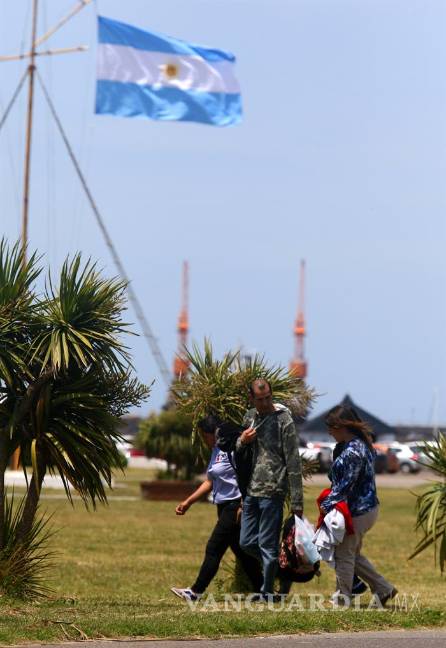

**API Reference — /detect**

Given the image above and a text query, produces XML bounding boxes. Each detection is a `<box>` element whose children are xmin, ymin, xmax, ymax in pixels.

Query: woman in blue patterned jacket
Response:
<box><xmin>321</xmin><ymin>405</ymin><xmax>397</xmax><ymax>607</ymax></box>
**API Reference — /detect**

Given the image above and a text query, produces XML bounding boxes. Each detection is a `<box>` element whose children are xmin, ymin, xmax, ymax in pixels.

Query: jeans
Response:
<box><xmin>191</xmin><ymin>498</ymin><xmax>263</xmax><ymax>594</ymax></box>
<box><xmin>239</xmin><ymin>495</ymin><xmax>284</xmax><ymax>595</ymax></box>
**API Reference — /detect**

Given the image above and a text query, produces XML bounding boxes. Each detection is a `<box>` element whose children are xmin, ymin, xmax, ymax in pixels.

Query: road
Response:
<box><xmin>21</xmin><ymin>630</ymin><xmax>446</xmax><ymax>648</ymax></box>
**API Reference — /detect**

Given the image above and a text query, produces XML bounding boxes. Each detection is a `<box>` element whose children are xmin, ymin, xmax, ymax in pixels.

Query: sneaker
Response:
<box><xmin>352</xmin><ymin>576</ymin><xmax>368</xmax><ymax>596</ymax></box>
<box><xmin>330</xmin><ymin>590</ymin><xmax>351</xmax><ymax>609</ymax></box>
<box><xmin>249</xmin><ymin>593</ymin><xmax>265</xmax><ymax>603</ymax></box>
<box><xmin>170</xmin><ymin>587</ymin><xmax>200</xmax><ymax>602</ymax></box>
<box><xmin>377</xmin><ymin>587</ymin><xmax>398</xmax><ymax>607</ymax></box>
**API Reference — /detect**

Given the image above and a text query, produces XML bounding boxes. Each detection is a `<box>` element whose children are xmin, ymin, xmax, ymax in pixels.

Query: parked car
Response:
<box><xmin>300</xmin><ymin>442</ymin><xmax>334</xmax><ymax>473</ymax></box>
<box><xmin>407</xmin><ymin>441</ymin><xmax>434</xmax><ymax>469</ymax></box>
<box><xmin>373</xmin><ymin>443</ymin><xmax>399</xmax><ymax>474</ymax></box>
<box><xmin>116</xmin><ymin>436</ymin><xmax>145</xmax><ymax>460</ymax></box>
<box><xmin>116</xmin><ymin>439</ymin><xmax>133</xmax><ymax>460</ymax></box>
<box><xmin>301</xmin><ymin>440</ymin><xmax>400</xmax><ymax>474</ymax></box>
<box><xmin>389</xmin><ymin>443</ymin><xmax>421</xmax><ymax>474</ymax></box>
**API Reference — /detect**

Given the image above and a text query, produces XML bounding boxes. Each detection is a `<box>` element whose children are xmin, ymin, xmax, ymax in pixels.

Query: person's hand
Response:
<box><xmin>236</xmin><ymin>506</ymin><xmax>242</xmax><ymax>525</ymax></box>
<box><xmin>175</xmin><ymin>500</ymin><xmax>190</xmax><ymax>515</ymax></box>
<box><xmin>293</xmin><ymin>508</ymin><xmax>304</xmax><ymax>519</ymax></box>
<box><xmin>240</xmin><ymin>427</ymin><xmax>257</xmax><ymax>445</ymax></box>
<box><xmin>320</xmin><ymin>499</ymin><xmax>329</xmax><ymax>515</ymax></box>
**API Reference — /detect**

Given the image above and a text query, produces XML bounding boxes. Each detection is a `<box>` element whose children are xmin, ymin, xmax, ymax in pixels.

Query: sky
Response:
<box><xmin>1</xmin><ymin>0</ymin><xmax>445</xmax><ymax>426</ymax></box>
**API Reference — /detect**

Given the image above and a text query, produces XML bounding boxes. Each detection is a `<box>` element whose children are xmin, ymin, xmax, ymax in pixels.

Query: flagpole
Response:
<box><xmin>0</xmin><ymin>46</ymin><xmax>89</xmax><ymax>63</ymax></box>
<box><xmin>34</xmin><ymin>0</ymin><xmax>93</xmax><ymax>49</ymax></box>
<box><xmin>11</xmin><ymin>0</ymin><xmax>39</xmax><ymax>472</ymax></box>
<box><xmin>21</xmin><ymin>0</ymin><xmax>39</xmax><ymax>262</ymax></box>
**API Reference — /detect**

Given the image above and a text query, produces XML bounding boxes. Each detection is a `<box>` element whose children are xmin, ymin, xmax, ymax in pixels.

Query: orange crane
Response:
<box><xmin>173</xmin><ymin>261</ymin><xmax>191</xmax><ymax>380</ymax></box>
<box><xmin>290</xmin><ymin>260</ymin><xmax>307</xmax><ymax>380</ymax></box>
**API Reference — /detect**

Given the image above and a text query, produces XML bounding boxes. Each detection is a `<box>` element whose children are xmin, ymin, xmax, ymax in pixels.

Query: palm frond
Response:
<box><xmin>0</xmin><ymin>238</ymin><xmax>41</xmax><ymax>309</ymax></box>
<box><xmin>33</xmin><ymin>255</ymin><xmax>132</xmax><ymax>374</ymax></box>
<box><xmin>25</xmin><ymin>368</ymin><xmax>150</xmax><ymax>508</ymax></box>
<box><xmin>0</xmin><ymin>490</ymin><xmax>55</xmax><ymax>599</ymax></box>
<box><xmin>409</xmin><ymin>434</ymin><xmax>446</xmax><ymax>571</ymax></box>
<box><xmin>0</xmin><ymin>239</ymin><xmax>41</xmax><ymax>388</ymax></box>
<box><xmin>172</xmin><ymin>340</ymin><xmax>316</xmax><ymax>478</ymax></box>
<box><xmin>173</xmin><ymin>340</ymin><xmax>315</xmax><ymax>433</ymax></box>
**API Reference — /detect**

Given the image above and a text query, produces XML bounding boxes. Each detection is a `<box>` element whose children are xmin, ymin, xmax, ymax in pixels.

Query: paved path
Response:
<box><xmin>7</xmin><ymin>469</ymin><xmax>434</xmax><ymax>495</ymax></box>
<box><xmin>20</xmin><ymin>630</ymin><xmax>446</xmax><ymax>648</ymax></box>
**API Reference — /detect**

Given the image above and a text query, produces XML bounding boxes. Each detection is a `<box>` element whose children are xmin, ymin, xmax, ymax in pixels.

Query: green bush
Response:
<box><xmin>136</xmin><ymin>409</ymin><xmax>207</xmax><ymax>480</ymax></box>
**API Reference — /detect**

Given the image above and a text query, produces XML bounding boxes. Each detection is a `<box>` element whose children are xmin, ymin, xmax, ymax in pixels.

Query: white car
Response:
<box><xmin>299</xmin><ymin>442</ymin><xmax>335</xmax><ymax>472</ymax></box>
<box><xmin>389</xmin><ymin>442</ymin><xmax>422</xmax><ymax>474</ymax></box>
<box><xmin>116</xmin><ymin>439</ymin><xmax>133</xmax><ymax>460</ymax></box>
<box><xmin>407</xmin><ymin>441</ymin><xmax>435</xmax><ymax>469</ymax></box>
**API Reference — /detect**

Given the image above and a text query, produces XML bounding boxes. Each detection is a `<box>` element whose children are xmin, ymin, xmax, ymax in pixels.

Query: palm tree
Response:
<box><xmin>0</xmin><ymin>239</ymin><xmax>41</xmax><ymax>551</ymax></box>
<box><xmin>409</xmin><ymin>434</ymin><xmax>446</xmax><ymax>572</ymax></box>
<box><xmin>0</xmin><ymin>239</ymin><xmax>150</xmax><ymax>596</ymax></box>
<box><xmin>172</xmin><ymin>340</ymin><xmax>316</xmax><ymax>477</ymax></box>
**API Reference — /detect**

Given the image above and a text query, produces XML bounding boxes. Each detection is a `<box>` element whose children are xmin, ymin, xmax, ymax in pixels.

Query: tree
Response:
<box><xmin>136</xmin><ymin>409</ymin><xmax>206</xmax><ymax>480</ymax></box>
<box><xmin>172</xmin><ymin>340</ymin><xmax>316</xmax><ymax>479</ymax></box>
<box><xmin>0</xmin><ymin>239</ymin><xmax>149</xmax><ymax>597</ymax></box>
<box><xmin>409</xmin><ymin>434</ymin><xmax>446</xmax><ymax>572</ymax></box>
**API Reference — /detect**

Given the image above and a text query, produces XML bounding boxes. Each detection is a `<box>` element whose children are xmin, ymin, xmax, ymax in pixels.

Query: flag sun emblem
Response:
<box><xmin>163</xmin><ymin>63</ymin><xmax>179</xmax><ymax>80</ymax></box>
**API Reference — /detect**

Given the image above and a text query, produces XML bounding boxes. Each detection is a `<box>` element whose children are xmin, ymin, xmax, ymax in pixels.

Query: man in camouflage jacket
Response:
<box><xmin>237</xmin><ymin>379</ymin><xmax>303</xmax><ymax>598</ymax></box>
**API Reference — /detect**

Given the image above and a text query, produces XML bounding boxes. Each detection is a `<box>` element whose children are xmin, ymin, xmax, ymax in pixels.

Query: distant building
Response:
<box><xmin>118</xmin><ymin>408</ymin><xmax>442</xmax><ymax>446</ymax></box>
<box><xmin>300</xmin><ymin>394</ymin><xmax>397</xmax><ymax>443</ymax></box>
<box><xmin>394</xmin><ymin>425</ymin><xmax>443</xmax><ymax>442</ymax></box>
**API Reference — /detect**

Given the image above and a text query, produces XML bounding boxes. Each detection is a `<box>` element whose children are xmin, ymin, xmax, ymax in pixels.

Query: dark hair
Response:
<box><xmin>248</xmin><ymin>379</ymin><xmax>272</xmax><ymax>397</ymax></box>
<box><xmin>324</xmin><ymin>405</ymin><xmax>373</xmax><ymax>450</ymax></box>
<box><xmin>197</xmin><ymin>414</ymin><xmax>221</xmax><ymax>435</ymax></box>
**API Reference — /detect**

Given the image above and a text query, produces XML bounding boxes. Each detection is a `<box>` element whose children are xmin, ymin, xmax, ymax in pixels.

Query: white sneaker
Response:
<box><xmin>170</xmin><ymin>587</ymin><xmax>200</xmax><ymax>602</ymax></box>
<box><xmin>330</xmin><ymin>590</ymin><xmax>351</xmax><ymax>609</ymax></box>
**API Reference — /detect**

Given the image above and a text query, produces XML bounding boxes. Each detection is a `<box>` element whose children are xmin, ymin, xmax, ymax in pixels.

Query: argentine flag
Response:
<box><xmin>95</xmin><ymin>16</ymin><xmax>242</xmax><ymax>127</ymax></box>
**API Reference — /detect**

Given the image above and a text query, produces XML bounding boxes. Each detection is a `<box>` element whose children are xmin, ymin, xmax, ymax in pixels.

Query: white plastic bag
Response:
<box><xmin>294</xmin><ymin>515</ymin><xmax>320</xmax><ymax>565</ymax></box>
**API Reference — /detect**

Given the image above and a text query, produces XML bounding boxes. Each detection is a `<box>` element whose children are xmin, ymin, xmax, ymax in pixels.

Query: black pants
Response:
<box><xmin>192</xmin><ymin>498</ymin><xmax>263</xmax><ymax>594</ymax></box>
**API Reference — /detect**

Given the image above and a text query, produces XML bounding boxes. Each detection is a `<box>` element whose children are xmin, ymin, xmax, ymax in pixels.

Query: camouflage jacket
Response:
<box><xmin>237</xmin><ymin>404</ymin><xmax>303</xmax><ymax>510</ymax></box>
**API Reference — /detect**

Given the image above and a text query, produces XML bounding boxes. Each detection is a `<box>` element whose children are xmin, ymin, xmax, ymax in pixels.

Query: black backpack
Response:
<box><xmin>215</xmin><ymin>421</ymin><xmax>253</xmax><ymax>499</ymax></box>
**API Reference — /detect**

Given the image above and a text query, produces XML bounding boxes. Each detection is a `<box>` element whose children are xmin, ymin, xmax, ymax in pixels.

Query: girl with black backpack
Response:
<box><xmin>170</xmin><ymin>415</ymin><xmax>262</xmax><ymax>602</ymax></box>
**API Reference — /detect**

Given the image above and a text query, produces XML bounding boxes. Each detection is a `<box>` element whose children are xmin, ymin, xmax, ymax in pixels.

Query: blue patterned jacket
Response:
<box><xmin>322</xmin><ymin>438</ymin><xmax>379</xmax><ymax>517</ymax></box>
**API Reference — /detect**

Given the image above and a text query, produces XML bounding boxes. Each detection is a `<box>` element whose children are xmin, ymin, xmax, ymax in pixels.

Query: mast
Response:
<box><xmin>21</xmin><ymin>0</ymin><xmax>39</xmax><ymax>260</ymax></box>
<box><xmin>2</xmin><ymin>0</ymin><xmax>172</xmax><ymax>429</ymax></box>
<box><xmin>290</xmin><ymin>259</ymin><xmax>308</xmax><ymax>380</ymax></box>
<box><xmin>173</xmin><ymin>261</ymin><xmax>190</xmax><ymax>381</ymax></box>
<box><xmin>11</xmin><ymin>0</ymin><xmax>39</xmax><ymax>472</ymax></box>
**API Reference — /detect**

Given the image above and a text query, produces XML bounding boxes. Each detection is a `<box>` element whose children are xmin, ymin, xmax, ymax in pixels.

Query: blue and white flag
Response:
<box><xmin>95</xmin><ymin>16</ymin><xmax>242</xmax><ymax>126</ymax></box>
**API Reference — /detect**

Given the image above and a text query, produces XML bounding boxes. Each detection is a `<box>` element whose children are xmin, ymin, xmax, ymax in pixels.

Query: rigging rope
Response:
<box><xmin>0</xmin><ymin>88</ymin><xmax>22</xmax><ymax>217</ymax></box>
<box><xmin>0</xmin><ymin>69</ymin><xmax>28</xmax><ymax>134</ymax></box>
<box><xmin>36</xmin><ymin>69</ymin><xmax>172</xmax><ymax>388</ymax></box>
<box><xmin>42</xmin><ymin>0</ymin><xmax>57</xmax><ymax>268</ymax></box>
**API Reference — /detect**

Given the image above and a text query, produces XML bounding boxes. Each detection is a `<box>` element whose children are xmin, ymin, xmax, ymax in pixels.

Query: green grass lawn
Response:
<box><xmin>1</xmin><ymin>470</ymin><xmax>445</xmax><ymax>644</ymax></box>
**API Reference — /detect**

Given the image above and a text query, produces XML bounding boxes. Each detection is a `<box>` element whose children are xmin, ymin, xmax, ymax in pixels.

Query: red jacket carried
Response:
<box><xmin>316</xmin><ymin>488</ymin><xmax>354</xmax><ymax>535</ymax></box>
